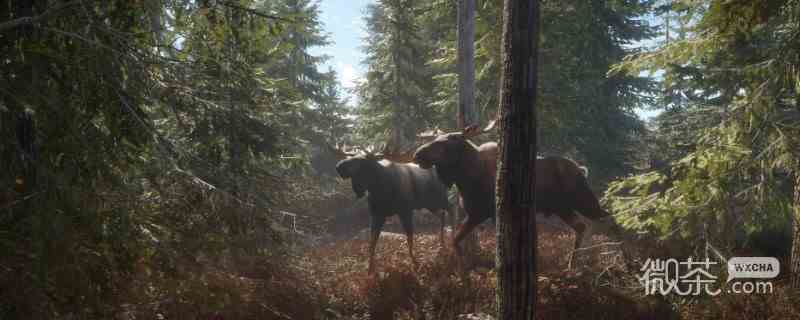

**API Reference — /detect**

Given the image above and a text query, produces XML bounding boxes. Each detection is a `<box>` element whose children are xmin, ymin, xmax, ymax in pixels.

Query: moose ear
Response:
<box><xmin>335</xmin><ymin>160</ymin><xmax>349</xmax><ymax>178</ymax></box>
<box><xmin>483</xmin><ymin>119</ymin><xmax>497</xmax><ymax>132</ymax></box>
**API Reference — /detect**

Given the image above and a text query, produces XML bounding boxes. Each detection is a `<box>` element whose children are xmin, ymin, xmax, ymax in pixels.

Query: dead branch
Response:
<box><xmin>216</xmin><ymin>0</ymin><xmax>302</xmax><ymax>23</ymax></box>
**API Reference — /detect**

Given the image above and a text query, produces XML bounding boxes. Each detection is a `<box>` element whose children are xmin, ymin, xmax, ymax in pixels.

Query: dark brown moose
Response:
<box><xmin>413</xmin><ymin>122</ymin><xmax>617</xmax><ymax>260</ymax></box>
<box><xmin>335</xmin><ymin>149</ymin><xmax>452</xmax><ymax>273</ymax></box>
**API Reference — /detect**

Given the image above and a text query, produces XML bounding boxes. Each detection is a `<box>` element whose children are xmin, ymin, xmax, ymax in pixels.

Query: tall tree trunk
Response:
<box><xmin>791</xmin><ymin>172</ymin><xmax>800</xmax><ymax>289</ymax></box>
<box><xmin>457</xmin><ymin>0</ymin><xmax>476</xmax><ymax>128</ymax></box>
<box><xmin>13</xmin><ymin>0</ymin><xmax>38</xmax><ymax>195</ymax></box>
<box><xmin>495</xmin><ymin>0</ymin><xmax>539</xmax><ymax>318</ymax></box>
<box><xmin>792</xmin><ymin>96</ymin><xmax>800</xmax><ymax>289</ymax></box>
<box><xmin>457</xmin><ymin>0</ymin><xmax>480</xmax><ymax>260</ymax></box>
<box><xmin>664</xmin><ymin>8</ymin><xmax>670</xmax><ymax>44</ymax></box>
<box><xmin>146</xmin><ymin>0</ymin><xmax>164</xmax><ymax>49</ymax></box>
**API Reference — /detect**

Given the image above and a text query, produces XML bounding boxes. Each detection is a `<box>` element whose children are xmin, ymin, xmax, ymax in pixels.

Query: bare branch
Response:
<box><xmin>0</xmin><ymin>192</ymin><xmax>41</xmax><ymax>211</ymax></box>
<box><xmin>216</xmin><ymin>0</ymin><xmax>301</xmax><ymax>23</ymax></box>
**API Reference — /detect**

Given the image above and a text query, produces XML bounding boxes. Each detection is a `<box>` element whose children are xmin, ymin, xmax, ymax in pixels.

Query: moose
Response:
<box><xmin>413</xmin><ymin>121</ymin><xmax>619</xmax><ymax>260</ymax></box>
<box><xmin>335</xmin><ymin>148</ymin><xmax>453</xmax><ymax>273</ymax></box>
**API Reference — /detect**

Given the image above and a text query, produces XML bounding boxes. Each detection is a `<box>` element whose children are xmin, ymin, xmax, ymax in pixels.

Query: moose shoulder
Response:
<box><xmin>335</xmin><ymin>153</ymin><xmax>451</xmax><ymax>273</ymax></box>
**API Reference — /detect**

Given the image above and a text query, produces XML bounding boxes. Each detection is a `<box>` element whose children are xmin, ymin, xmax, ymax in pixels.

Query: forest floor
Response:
<box><xmin>142</xmin><ymin>211</ymin><xmax>800</xmax><ymax>320</ymax></box>
<box><xmin>289</xmin><ymin>217</ymin><xmax>800</xmax><ymax>320</ymax></box>
<box><xmin>291</xmin><ymin>219</ymin><xmax>658</xmax><ymax>320</ymax></box>
<box><xmin>155</xmin><ymin>180</ymin><xmax>798</xmax><ymax>320</ymax></box>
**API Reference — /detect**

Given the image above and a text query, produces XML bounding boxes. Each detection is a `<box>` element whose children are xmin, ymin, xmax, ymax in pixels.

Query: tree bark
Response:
<box><xmin>457</xmin><ymin>0</ymin><xmax>477</xmax><ymax>128</ymax></box>
<box><xmin>495</xmin><ymin>0</ymin><xmax>539</xmax><ymax>318</ymax></box>
<box><xmin>791</xmin><ymin>173</ymin><xmax>800</xmax><ymax>289</ymax></box>
<box><xmin>791</xmin><ymin>68</ymin><xmax>800</xmax><ymax>291</ymax></box>
<box><xmin>457</xmin><ymin>0</ymin><xmax>480</xmax><ymax>260</ymax></box>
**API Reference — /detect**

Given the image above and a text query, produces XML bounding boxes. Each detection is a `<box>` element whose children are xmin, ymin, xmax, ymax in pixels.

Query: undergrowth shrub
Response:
<box><xmin>304</xmin><ymin>225</ymin><xmax>679</xmax><ymax>320</ymax></box>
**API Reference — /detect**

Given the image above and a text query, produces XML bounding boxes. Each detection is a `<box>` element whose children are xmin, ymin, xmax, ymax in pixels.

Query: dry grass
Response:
<box><xmin>101</xmin><ymin>218</ymin><xmax>800</xmax><ymax>320</ymax></box>
<box><xmin>298</xmin><ymin>221</ymin><xmax>800</xmax><ymax>320</ymax></box>
<box><xmin>110</xmin><ymin>206</ymin><xmax>800</xmax><ymax>320</ymax></box>
<box><xmin>300</xmin><ymin>223</ymin><xmax>652</xmax><ymax>320</ymax></box>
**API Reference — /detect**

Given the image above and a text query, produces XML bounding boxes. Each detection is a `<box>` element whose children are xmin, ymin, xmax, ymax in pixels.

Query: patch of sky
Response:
<box><xmin>309</xmin><ymin>0</ymin><xmax>372</xmax><ymax>106</ymax></box>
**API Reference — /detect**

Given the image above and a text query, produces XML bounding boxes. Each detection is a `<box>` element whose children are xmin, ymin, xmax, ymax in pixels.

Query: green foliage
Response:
<box><xmin>0</xmin><ymin>0</ymin><xmax>348</xmax><ymax>318</ymax></box>
<box><xmin>538</xmin><ymin>0</ymin><xmax>656</xmax><ymax>182</ymax></box>
<box><xmin>607</xmin><ymin>122</ymin><xmax>791</xmax><ymax>244</ymax></box>
<box><xmin>356</xmin><ymin>0</ymin><xmax>441</xmax><ymax>150</ymax></box>
<box><xmin>605</xmin><ymin>0</ymin><xmax>800</xmax><ymax>252</ymax></box>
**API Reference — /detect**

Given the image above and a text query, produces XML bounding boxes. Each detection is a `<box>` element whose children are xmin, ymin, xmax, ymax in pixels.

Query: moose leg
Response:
<box><xmin>558</xmin><ymin>211</ymin><xmax>590</xmax><ymax>269</ymax></box>
<box><xmin>452</xmin><ymin>216</ymin><xmax>483</xmax><ymax>259</ymax></box>
<box><xmin>368</xmin><ymin>215</ymin><xmax>387</xmax><ymax>273</ymax></box>
<box><xmin>398</xmin><ymin>212</ymin><xmax>418</xmax><ymax>268</ymax></box>
<box><xmin>442</xmin><ymin>205</ymin><xmax>458</xmax><ymax>247</ymax></box>
<box><xmin>438</xmin><ymin>209</ymin><xmax>447</xmax><ymax>248</ymax></box>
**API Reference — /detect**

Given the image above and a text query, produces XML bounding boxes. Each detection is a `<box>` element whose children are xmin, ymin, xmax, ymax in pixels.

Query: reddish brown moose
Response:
<box><xmin>413</xmin><ymin>121</ymin><xmax>620</xmax><ymax>261</ymax></box>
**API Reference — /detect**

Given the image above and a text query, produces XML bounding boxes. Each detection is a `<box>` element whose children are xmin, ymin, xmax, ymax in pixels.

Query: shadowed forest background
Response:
<box><xmin>2</xmin><ymin>0</ymin><xmax>800</xmax><ymax>319</ymax></box>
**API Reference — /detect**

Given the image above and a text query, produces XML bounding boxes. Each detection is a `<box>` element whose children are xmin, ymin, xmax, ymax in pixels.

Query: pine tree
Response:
<box><xmin>356</xmin><ymin>0</ymin><xmax>438</xmax><ymax>150</ymax></box>
<box><xmin>793</xmin><ymin>171</ymin><xmax>800</xmax><ymax>288</ymax></box>
<box><xmin>0</xmin><ymin>0</ymin><xmax>348</xmax><ymax>316</ymax></box>
<box><xmin>606</xmin><ymin>1</ymin><xmax>800</xmax><ymax>261</ymax></box>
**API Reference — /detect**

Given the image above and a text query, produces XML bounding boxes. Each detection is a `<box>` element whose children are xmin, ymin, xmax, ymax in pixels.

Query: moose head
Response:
<box><xmin>413</xmin><ymin>120</ymin><xmax>497</xmax><ymax>170</ymax></box>
<box><xmin>335</xmin><ymin>151</ymin><xmax>384</xmax><ymax>199</ymax></box>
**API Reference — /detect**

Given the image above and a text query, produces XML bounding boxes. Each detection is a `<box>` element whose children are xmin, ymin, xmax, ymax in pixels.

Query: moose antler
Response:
<box><xmin>463</xmin><ymin>118</ymin><xmax>498</xmax><ymax>139</ymax></box>
<box><xmin>368</xmin><ymin>142</ymin><xmax>419</xmax><ymax>163</ymax></box>
<box><xmin>362</xmin><ymin>144</ymin><xmax>381</xmax><ymax>156</ymax></box>
<box><xmin>323</xmin><ymin>140</ymin><xmax>418</xmax><ymax>162</ymax></box>
<box><xmin>417</xmin><ymin>127</ymin><xmax>445</xmax><ymax>140</ymax></box>
<box><xmin>327</xmin><ymin>141</ymin><xmax>357</xmax><ymax>161</ymax></box>
<box><xmin>380</xmin><ymin>147</ymin><xmax>417</xmax><ymax>163</ymax></box>
<box><xmin>415</xmin><ymin>115</ymin><xmax>499</xmax><ymax>141</ymax></box>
